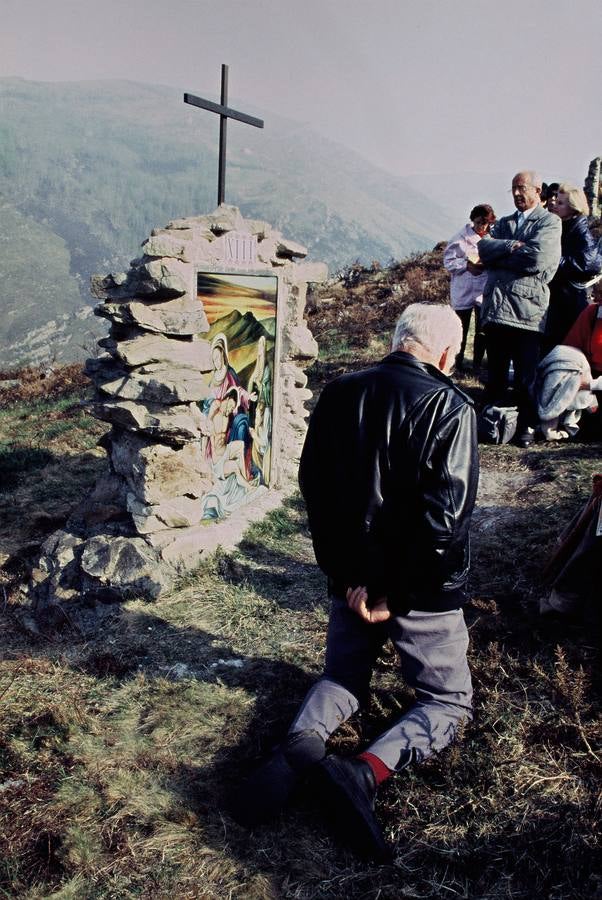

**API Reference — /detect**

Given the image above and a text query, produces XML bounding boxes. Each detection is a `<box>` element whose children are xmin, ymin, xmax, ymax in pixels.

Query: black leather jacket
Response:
<box><xmin>553</xmin><ymin>214</ymin><xmax>602</xmax><ymax>291</ymax></box>
<box><xmin>299</xmin><ymin>352</ymin><xmax>479</xmax><ymax>614</ymax></box>
<box><xmin>546</xmin><ymin>215</ymin><xmax>602</xmax><ymax>345</ymax></box>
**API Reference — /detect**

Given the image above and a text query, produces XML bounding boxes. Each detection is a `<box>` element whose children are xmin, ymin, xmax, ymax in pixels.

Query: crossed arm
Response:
<box><xmin>479</xmin><ymin>214</ymin><xmax>561</xmax><ymax>275</ymax></box>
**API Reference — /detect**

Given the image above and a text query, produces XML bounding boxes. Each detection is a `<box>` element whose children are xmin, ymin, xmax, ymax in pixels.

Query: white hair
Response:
<box><xmin>514</xmin><ymin>170</ymin><xmax>542</xmax><ymax>190</ymax></box>
<box><xmin>392</xmin><ymin>303</ymin><xmax>462</xmax><ymax>358</ymax></box>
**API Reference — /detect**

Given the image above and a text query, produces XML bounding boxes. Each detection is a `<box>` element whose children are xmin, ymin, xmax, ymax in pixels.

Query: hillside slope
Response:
<box><xmin>0</xmin><ymin>77</ymin><xmax>455</xmax><ymax>366</ymax></box>
<box><xmin>0</xmin><ymin>202</ymin><xmax>104</xmax><ymax>367</ymax></box>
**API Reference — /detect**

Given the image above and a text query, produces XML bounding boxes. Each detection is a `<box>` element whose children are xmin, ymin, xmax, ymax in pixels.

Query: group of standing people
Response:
<box><xmin>444</xmin><ymin>171</ymin><xmax>602</xmax><ymax>445</ymax></box>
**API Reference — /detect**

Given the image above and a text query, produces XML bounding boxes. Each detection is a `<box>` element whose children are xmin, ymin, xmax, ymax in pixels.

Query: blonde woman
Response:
<box><xmin>545</xmin><ymin>183</ymin><xmax>602</xmax><ymax>351</ymax></box>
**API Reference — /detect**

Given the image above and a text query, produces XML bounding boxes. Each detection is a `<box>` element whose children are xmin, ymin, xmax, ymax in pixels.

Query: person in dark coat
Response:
<box><xmin>232</xmin><ymin>303</ymin><xmax>479</xmax><ymax>861</ymax></box>
<box><xmin>544</xmin><ymin>183</ymin><xmax>602</xmax><ymax>353</ymax></box>
<box><xmin>543</xmin><ymin>182</ymin><xmax>559</xmax><ymax>212</ymax></box>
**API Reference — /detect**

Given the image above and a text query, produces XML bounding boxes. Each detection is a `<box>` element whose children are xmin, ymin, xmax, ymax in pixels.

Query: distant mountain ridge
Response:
<box><xmin>0</xmin><ymin>77</ymin><xmax>457</xmax><ymax>367</ymax></box>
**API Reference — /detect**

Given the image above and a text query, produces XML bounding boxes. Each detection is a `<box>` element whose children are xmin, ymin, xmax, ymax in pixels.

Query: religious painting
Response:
<box><xmin>196</xmin><ymin>271</ymin><xmax>278</xmax><ymax>521</ymax></box>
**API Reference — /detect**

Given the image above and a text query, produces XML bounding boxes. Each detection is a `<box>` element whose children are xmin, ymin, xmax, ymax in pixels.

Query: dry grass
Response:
<box><xmin>0</xmin><ymin>363</ymin><xmax>89</xmax><ymax>408</ymax></box>
<box><xmin>0</xmin><ymin>256</ymin><xmax>601</xmax><ymax>898</ymax></box>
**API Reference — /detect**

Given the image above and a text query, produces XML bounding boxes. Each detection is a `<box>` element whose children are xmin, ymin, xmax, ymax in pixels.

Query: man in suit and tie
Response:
<box><xmin>476</xmin><ymin>171</ymin><xmax>562</xmax><ymax>446</ymax></box>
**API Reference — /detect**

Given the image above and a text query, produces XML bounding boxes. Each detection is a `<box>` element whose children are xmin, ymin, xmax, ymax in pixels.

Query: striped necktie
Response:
<box><xmin>517</xmin><ymin>211</ymin><xmax>525</xmax><ymax>230</ymax></box>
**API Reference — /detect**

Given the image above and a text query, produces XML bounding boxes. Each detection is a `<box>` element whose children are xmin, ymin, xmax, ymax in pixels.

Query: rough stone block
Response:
<box><xmin>246</xmin><ymin>219</ymin><xmax>270</xmax><ymax>237</ymax></box>
<box><xmin>87</xmin><ymin>358</ymin><xmax>212</xmax><ymax>404</ymax></box>
<box><xmin>127</xmin><ymin>493</ymin><xmax>205</xmax><ymax>533</ymax></box>
<box><xmin>92</xmin><ymin>259</ymin><xmax>189</xmax><ymax>302</ymax></box>
<box><xmin>276</xmin><ymin>237</ymin><xmax>308</xmax><ymax>259</ymax></box>
<box><xmin>136</xmin><ymin>259</ymin><xmax>189</xmax><ymax>298</ymax></box>
<box><xmin>100</xmin><ymin>333</ymin><xmax>212</xmax><ymax>370</ymax></box>
<box><xmin>68</xmin><ymin>471</ymin><xmax>129</xmax><ymax>527</ymax></box>
<box><xmin>95</xmin><ymin>297</ymin><xmax>209</xmax><ymax>336</ymax></box>
<box><xmin>110</xmin><ymin>433</ymin><xmax>210</xmax><ymax>504</ymax></box>
<box><xmin>291</xmin><ymin>261</ymin><xmax>329</xmax><ymax>283</ymax></box>
<box><xmin>281</xmin><ymin>324</ymin><xmax>319</xmax><ymax>361</ymax></box>
<box><xmin>80</xmin><ymin>535</ymin><xmax>174</xmax><ymax>600</ymax></box>
<box><xmin>146</xmin><ymin>483</ymin><xmax>285</xmax><ymax>568</ymax></box>
<box><xmin>203</xmin><ymin>205</ymin><xmax>246</xmax><ymax>233</ymax></box>
<box><xmin>281</xmin><ymin>362</ymin><xmax>309</xmax><ymax>389</ymax></box>
<box><xmin>91</xmin><ymin>399</ymin><xmax>204</xmax><ymax>442</ymax></box>
<box><xmin>256</xmin><ymin>237</ymin><xmax>279</xmax><ymax>265</ymax></box>
<box><xmin>140</xmin><ymin>235</ymin><xmax>193</xmax><ymax>261</ymax></box>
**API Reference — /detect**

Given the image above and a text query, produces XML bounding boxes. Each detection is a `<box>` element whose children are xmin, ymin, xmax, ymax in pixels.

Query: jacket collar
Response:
<box><xmin>507</xmin><ymin>203</ymin><xmax>546</xmax><ymax>224</ymax></box>
<box><xmin>381</xmin><ymin>351</ymin><xmax>474</xmax><ymax>404</ymax></box>
<box><xmin>523</xmin><ymin>203</ymin><xmax>547</xmax><ymax>222</ymax></box>
<box><xmin>562</xmin><ymin>213</ymin><xmax>586</xmax><ymax>233</ymax></box>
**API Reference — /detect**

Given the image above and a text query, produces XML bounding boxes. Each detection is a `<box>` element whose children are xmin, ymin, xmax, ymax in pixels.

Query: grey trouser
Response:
<box><xmin>290</xmin><ymin>595</ymin><xmax>473</xmax><ymax>771</ymax></box>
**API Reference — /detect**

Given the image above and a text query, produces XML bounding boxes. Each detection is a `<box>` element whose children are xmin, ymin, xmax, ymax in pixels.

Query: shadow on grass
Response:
<box><xmin>72</xmin><ymin>604</ymin><xmax>344</xmax><ymax>875</ymax></box>
<box><xmin>0</xmin><ymin>445</ymin><xmax>55</xmax><ymax>488</ymax></box>
<box><xmin>521</xmin><ymin>439</ymin><xmax>602</xmax><ymax>470</ymax></box>
<box><xmin>4</xmin><ymin>478</ymin><xmax>600</xmax><ymax>895</ymax></box>
<box><xmin>216</xmin><ymin>544</ymin><xmax>325</xmax><ymax>609</ymax></box>
<box><xmin>6</xmin><ymin>556</ymin><xmax>600</xmax><ymax>897</ymax></box>
<box><xmin>0</xmin><ymin>450</ymin><xmax>108</xmax><ymax>592</ymax></box>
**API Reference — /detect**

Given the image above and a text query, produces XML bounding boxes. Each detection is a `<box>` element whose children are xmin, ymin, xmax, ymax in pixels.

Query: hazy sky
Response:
<box><xmin>2</xmin><ymin>0</ymin><xmax>602</xmax><ymax>187</ymax></box>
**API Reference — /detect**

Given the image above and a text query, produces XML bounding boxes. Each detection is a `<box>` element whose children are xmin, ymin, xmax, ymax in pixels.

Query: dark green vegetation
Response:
<box><xmin>0</xmin><ymin>77</ymin><xmax>456</xmax><ymax>367</ymax></box>
<box><xmin>0</xmin><ymin>258</ymin><xmax>600</xmax><ymax>898</ymax></box>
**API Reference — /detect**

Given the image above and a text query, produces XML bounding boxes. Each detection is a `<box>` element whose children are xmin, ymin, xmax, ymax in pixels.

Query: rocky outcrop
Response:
<box><xmin>31</xmin><ymin>206</ymin><xmax>326</xmax><ymax>609</ymax></box>
<box><xmin>585</xmin><ymin>157</ymin><xmax>601</xmax><ymax>219</ymax></box>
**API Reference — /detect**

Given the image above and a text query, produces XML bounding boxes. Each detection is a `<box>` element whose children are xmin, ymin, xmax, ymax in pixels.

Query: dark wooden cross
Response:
<box><xmin>184</xmin><ymin>64</ymin><xmax>264</xmax><ymax>206</ymax></box>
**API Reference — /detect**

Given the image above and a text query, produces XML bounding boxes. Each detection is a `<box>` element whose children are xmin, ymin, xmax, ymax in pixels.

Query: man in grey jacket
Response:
<box><xmin>477</xmin><ymin>171</ymin><xmax>561</xmax><ymax>446</ymax></box>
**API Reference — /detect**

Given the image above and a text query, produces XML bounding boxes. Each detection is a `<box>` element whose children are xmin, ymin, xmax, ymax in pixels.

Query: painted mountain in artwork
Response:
<box><xmin>206</xmin><ymin>310</ymin><xmax>275</xmax><ymax>380</ymax></box>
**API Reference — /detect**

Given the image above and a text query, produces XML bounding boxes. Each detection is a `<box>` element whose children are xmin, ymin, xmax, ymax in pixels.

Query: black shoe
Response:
<box><xmin>312</xmin><ymin>755</ymin><xmax>391</xmax><ymax>863</ymax></box>
<box><xmin>517</xmin><ymin>426</ymin><xmax>535</xmax><ymax>448</ymax></box>
<box><xmin>230</xmin><ymin>729</ymin><xmax>326</xmax><ymax>826</ymax></box>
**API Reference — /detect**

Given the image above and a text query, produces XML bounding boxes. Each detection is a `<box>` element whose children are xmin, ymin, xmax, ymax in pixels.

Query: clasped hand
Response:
<box><xmin>346</xmin><ymin>586</ymin><xmax>391</xmax><ymax>623</ymax></box>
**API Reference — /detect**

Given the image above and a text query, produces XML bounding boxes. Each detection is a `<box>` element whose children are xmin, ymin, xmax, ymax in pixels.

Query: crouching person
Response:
<box><xmin>232</xmin><ymin>303</ymin><xmax>479</xmax><ymax>861</ymax></box>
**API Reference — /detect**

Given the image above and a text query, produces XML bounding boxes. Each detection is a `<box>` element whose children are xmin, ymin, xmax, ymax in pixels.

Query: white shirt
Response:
<box><xmin>516</xmin><ymin>204</ymin><xmax>538</xmax><ymax>228</ymax></box>
<box><xmin>443</xmin><ymin>223</ymin><xmax>488</xmax><ymax>311</ymax></box>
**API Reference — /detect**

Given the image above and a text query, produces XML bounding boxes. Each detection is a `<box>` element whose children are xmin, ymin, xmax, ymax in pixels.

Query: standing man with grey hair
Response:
<box><xmin>233</xmin><ymin>303</ymin><xmax>479</xmax><ymax>861</ymax></box>
<box><xmin>478</xmin><ymin>170</ymin><xmax>562</xmax><ymax>446</ymax></box>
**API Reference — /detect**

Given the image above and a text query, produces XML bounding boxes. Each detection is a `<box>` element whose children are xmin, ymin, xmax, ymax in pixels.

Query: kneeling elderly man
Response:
<box><xmin>234</xmin><ymin>303</ymin><xmax>479</xmax><ymax>861</ymax></box>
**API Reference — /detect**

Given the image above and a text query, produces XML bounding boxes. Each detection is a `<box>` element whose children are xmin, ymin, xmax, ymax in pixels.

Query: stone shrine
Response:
<box><xmin>31</xmin><ymin>206</ymin><xmax>326</xmax><ymax>607</ymax></box>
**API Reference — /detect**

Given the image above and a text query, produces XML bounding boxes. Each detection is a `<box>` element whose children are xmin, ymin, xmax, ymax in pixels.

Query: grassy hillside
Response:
<box><xmin>0</xmin><ymin>256</ymin><xmax>600</xmax><ymax>898</ymax></box>
<box><xmin>0</xmin><ymin>77</ymin><xmax>457</xmax><ymax>368</ymax></box>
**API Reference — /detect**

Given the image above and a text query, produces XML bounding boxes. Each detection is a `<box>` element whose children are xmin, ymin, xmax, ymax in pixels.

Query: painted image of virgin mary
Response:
<box><xmin>208</xmin><ymin>333</ymin><xmax>248</xmax><ymax>405</ymax></box>
<box><xmin>202</xmin><ymin>333</ymin><xmax>257</xmax><ymax>472</ymax></box>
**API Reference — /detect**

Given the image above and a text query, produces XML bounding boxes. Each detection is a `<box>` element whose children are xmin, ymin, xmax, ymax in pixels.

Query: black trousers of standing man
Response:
<box><xmin>485</xmin><ymin>323</ymin><xmax>541</xmax><ymax>430</ymax></box>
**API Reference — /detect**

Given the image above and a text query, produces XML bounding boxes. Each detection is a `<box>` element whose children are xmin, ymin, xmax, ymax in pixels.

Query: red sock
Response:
<box><xmin>358</xmin><ymin>751</ymin><xmax>393</xmax><ymax>785</ymax></box>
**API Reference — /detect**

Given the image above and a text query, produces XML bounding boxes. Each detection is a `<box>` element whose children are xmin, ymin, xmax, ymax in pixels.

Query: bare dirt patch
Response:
<box><xmin>473</xmin><ymin>466</ymin><xmax>534</xmax><ymax>533</ymax></box>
